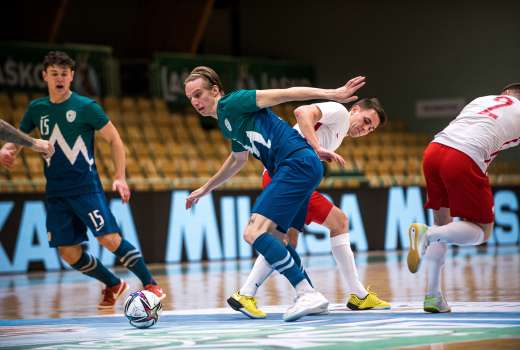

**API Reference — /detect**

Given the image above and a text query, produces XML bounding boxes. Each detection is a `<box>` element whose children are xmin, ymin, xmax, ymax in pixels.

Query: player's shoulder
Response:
<box><xmin>221</xmin><ymin>89</ymin><xmax>255</xmax><ymax>103</ymax></box>
<box><xmin>71</xmin><ymin>92</ymin><xmax>98</xmax><ymax>107</ymax></box>
<box><xmin>314</xmin><ymin>101</ymin><xmax>348</xmax><ymax>119</ymax></box>
<box><xmin>27</xmin><ymin>96</ymin><xmax>50</xmax><ymax>109</ymax></box>
<box><xmin>315</xmin><ymin>101</ymin><xmax>348</xmax><ymax>112</ymax></box>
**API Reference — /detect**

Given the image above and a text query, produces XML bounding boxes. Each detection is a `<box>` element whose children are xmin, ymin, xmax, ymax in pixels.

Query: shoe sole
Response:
<box><xmin>283</xmin><ymin>300</ymin><xmax>329</xmax><ymax>322</ymax></box>
<box><xmin>424</xmin><ymin>306</ymin><xmax>451</xmax><ymax>313</ymax></box>
<box><xmin>97</xmin><ymin>282</ymin><xmax>129</xmax><ymax>309</ymax></box>
<box><xmin>309</xmin><ymin>304</ymin><xmax>330</xmax><ymax>315</ymax></box>
<box><xmin>407</xmin><ymin>224</ymin><xmax>422</xmax><ymax>273</ymax></box>
<box><xmin>226</xmin><ymin>297</ymin><xmax>266</xmax><ymax>319</ymax></box>
<box><xmin>346</xmin><ymin>302</ymin><xmax>391</xmax><ymax>310</ymax></box>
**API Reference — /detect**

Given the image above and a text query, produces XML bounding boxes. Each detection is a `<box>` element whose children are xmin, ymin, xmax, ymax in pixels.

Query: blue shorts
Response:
<box><xmin>252</xmin><ymin>148</ymin><xmax>323</xmax><ymax>232</ymax></box>
<box><xmin>46</xmin><ymin>192</ymin><xmax>120</xmax><ymax>248</ymax></box>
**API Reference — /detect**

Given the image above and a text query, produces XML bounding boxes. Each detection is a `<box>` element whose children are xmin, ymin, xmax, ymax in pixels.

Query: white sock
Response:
<box><xmin>295</xmin><ymin>278</ymin><xmax>314</xmax><ymax>294</ymax></box>
<box><xmin>330</xmin><ymin>233</ymin><xmax>368</xmax><ymax>298</ymax></box>
<box><xmin>428</xmin><ymin>221</ymin><xmax>485</xmax><ymax>246</ymax></box>
<box><xmin>239</xmin><ymin>254</ymin><xmax>273</xmax><ymax>296</ymax></box>
<box><xmin>425</xmin><ymin>242</ymin><xmax>448</xmax><ymax>297</ymax></box>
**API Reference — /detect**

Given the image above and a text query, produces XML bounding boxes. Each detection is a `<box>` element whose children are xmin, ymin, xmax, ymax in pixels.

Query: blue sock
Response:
<box><xmin>252</xmin><ymin>233</ymin><xmax>305</xmax><ymax>287</ymax></box>
<box><xmin>286</xmin><ymin>244</ymin><xmax>314</xmax><ymax>287</ymax></box>
<box><xmin>71</xmin><ymin>252</ymin><xmax>120</xmax><ymax>287</ymax></box>
<box><xmin>113</xmin><ymin>239</ymin><xmax>155</xmax><ymax>286</ymax></box>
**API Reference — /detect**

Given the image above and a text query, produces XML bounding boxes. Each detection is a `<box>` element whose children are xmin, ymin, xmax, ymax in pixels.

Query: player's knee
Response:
<box><xmin>329</xmin><ymin>211</ymin><xmax>348</xmax><ymax>234</ymax></box>
<box><xmin>243</xmin><ymin>229</ymin><xmax>258</xmax><ymax>244</ymax></box>
<box><xmin>481</xmin><ymin>223</ymin><xmax>494</xmax><ymax>242</ymax></box>
<box><xmin>288</xmin><ymin>230</ymin><xmax>299</xmax><ymax>248</ymax></box>
<box><xmin>97</xmin><ymin>233</ymin><xmax>122</xmax><ymax>252</ymax></box>
<box><xmin>58</xmin><ymin>246</ymin><xmax>82</xmax><ymax>265</ymax></box>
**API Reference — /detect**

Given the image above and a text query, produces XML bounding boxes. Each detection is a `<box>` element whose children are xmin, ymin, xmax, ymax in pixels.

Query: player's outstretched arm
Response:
<box><xmin>0</xmin><ymin>119</ymin><xmax>54</xmax><ymax>156</ymax></box>
<box><xmin>98</xmin><ymin>121</ymin><xmax>131</xmax><ymax>203</ymax></box>
<box><xmin>255</xmin><ymin>76</ymin><xmax>366</xmax><ymax>109</ymax></box>
<box><xmin>186</xmin><ymin>151</ymin><xmax>248</xmax><ymax>209</ymax></box>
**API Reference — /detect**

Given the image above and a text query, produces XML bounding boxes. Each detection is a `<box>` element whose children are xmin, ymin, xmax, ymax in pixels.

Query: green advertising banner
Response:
<box><xmin>151</xmin><ymin>52</ymin><xmax>315</xmax><ymax>106</ymax></box>
<box><xmin>0</xmin><ymin>41</ymin><xmax>118</xmax><ymax>96</ymax></box>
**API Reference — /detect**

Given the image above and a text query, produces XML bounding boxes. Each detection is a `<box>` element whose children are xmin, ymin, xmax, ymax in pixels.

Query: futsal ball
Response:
<box><xmin>124</xmin><ymin>290</ymin><xmax>162</xmax><ymax>329</ymax></box>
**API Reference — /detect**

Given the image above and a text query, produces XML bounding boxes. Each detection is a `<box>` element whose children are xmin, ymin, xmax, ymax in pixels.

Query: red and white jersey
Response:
<box><xmin>433</xmin><ymin>95</ymin><xmax>520</xmax><ymax>173</ymax></box>
<box><xmin>293</xmin><ymin>101</ymin><xmax>349</xmax><ymax>151</ymax></box>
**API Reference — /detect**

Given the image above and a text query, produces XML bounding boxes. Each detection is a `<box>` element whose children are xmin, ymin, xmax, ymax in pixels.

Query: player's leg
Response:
<box><xmin>245</xmin><ymin>153</ymin><xmax>327</xmax><ymax>321</ymax></box>
<box><xmin>423</xmin><ymin>207</ymin><xmax>451</xmax><ymax>313</ymax></box>
<box><xmin>70</xmin><ymin>192</ymin><xmax>165</xmax><ymax>300</ymax></box>
<box><xmin>47</xmin><ymin>197</ymin><xmax>127</xmax><ymax>309</ymax></box>
<box><xmin>96</xmin><ymin>232</ymin><xmax>165</xmax><ymax>300</ymax></box>
<box><xmin>409</xmin><ymin>145</ymin><xmax>493</xmax><ymax>273</ymax></box>
<box><xmin>318</xmin><ymin>204</ymin><xmax>391</xmax><ymax>310</ymax></box>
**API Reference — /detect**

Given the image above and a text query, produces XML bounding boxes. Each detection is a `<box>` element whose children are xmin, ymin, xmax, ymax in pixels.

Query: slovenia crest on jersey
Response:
<box><xmin>66</xmin><ymin>110</ymin><xmax>77</xmax><ymax>122</ymax></box>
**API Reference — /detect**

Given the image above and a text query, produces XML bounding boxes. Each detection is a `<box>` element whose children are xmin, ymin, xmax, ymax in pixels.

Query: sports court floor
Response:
<box><xmin>1</xmin><ymin>245</ymin><xmax>519</xmax><ymax>349</ymax></box>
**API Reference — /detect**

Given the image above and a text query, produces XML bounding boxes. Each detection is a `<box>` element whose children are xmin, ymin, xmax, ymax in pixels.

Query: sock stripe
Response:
<box><xmin>123</xmin><ymin>254</ymin><xmax>142</xmax><ymax>268</ymax></box>
<box><xmin>120</xmin><ymin>249</ymin><xmax>139</xmax><ymax>263</ymax></box>
<box><xmin>271</xmin><ymin>252</ymin><xmax>291</xmax><ymax>269</ymax></box>
<box><xmin>79</xmin><ymin>254</ymin><xmax>98</xmax><ymax>273</ymax></box>
<box><xmin>277</xmin><ymin>259</ymin><xmax>295</xmax><ymax>273</ymax></box>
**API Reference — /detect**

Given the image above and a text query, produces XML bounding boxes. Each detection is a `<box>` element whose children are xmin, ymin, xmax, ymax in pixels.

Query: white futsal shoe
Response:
<box><xmin>283</xmin><ymin>290</ymin><xmax>329</xmax><ymax>322</ymax></box>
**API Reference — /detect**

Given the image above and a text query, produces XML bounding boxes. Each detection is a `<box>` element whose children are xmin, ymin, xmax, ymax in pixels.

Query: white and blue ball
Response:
<box><xmin>124</xmin><ymin>290</ymin><xmax>162</xmax><ymax>329</ymax></box>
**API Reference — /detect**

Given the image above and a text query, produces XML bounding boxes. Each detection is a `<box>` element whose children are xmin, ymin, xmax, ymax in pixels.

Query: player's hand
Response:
<box><xmin>186</xmin><ymin>187</ymin><xmax>208</xmax><ymax>209</ymax></box>
<box><xmin>0</xmin><ymin>146</ymin><xmax>17</xmax><ymax>169</ymax></box>
<box><xmin>31</xmin><ymin>139</ymin><xmax>55</xmax><ymax>159</ymax></box>
<box><xmin>113</xmin><ymin>178</ymin><xmax>131</xmax><ymax>203</ymax></box>
<box><xmin>333</xmin><ymin>76</ymin><xmax>366</xmax><ymax>103</ymax></box>
<box><xmin>315</xmin><ymin>147</ymin><xmax>345</xmax><ymax>166</ymax></box>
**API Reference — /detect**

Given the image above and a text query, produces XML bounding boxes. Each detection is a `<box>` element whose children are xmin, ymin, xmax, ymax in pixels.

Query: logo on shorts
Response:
<box><xmin>66</xmin><ymin>110</ymin><xmax>76</xmax><ymax>122</ymax></box>
<box><xmin>224</xmin><ymin>118</ymin><xmax>232</xmax><ymax>131</ymax></box>
<box><xmin>47</xmin><ymin>232</ymin><xmax>52</xmax><ymax>241</ymax></box>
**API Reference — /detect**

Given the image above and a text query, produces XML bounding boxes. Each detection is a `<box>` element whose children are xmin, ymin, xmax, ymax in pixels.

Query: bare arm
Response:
<box><xmin>255</xmin><ymin>76</ymin><xmax>366</xmax><ymax>109</ymax></box>
<box><xmin>0</xmin><ymin>119</ymin><xmax>54</xmax><ymax>168</ymax></box>
<box><xmin>294</xmin><ymin>105</ymin><xmax>323</xmax><ymax>151</ymax></box>
<box><xmin>97</xmin><ymin>121</ymin><xmax>130</xmax><ymax>202</ymax></box>
<box><xmin>294</xmin><ymin>104</ymin><xmax>345</xmax><ymax>166</ymax></box>
<box><xmin>0</xmin><ymin>119</ymin><xmax>35</xmax><ymax>147</ymax></box>
<box><xmin>186</xmin><ymin>151</ymin><xmax>249</xmax><ymax>209</ymax></box>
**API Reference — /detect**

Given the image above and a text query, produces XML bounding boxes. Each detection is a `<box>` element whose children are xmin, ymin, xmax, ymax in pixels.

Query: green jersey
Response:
<box><xmin>20</xmin><ymin>92</ymin><xmax>108</xmax><ymax>197</ymax></box>
<box><xmin>217</xmin><ymin>90</ymin><xmax>310</xmax><ymax>173</ymax></box>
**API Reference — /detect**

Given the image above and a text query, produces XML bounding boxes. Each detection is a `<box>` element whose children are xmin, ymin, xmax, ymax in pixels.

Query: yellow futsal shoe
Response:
<box><xmin>407</xmin><ymin>223</ymin><xmax>429</xmax><ymax>273</ymax></box>
<box><xmin>227</xmin><ymin>291</ymin><xmax>267</xmax><ymax>319</ymax></box>
<box><xmin>347</xmin><ymin>290</ymin><xmax>391</xmax><ymax>310</ymax></box>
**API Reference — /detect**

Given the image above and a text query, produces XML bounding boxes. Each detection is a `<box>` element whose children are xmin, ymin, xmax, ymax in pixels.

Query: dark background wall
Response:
<box><xmin>3</xmin><ymin>0</ymin><xmax>520</xmax><ymax>136</ymax></box>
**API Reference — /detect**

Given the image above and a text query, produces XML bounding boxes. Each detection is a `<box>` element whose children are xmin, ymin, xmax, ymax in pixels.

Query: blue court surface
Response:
<box><xmin>1</xmin><ymin>302</ymin><xmax>519</xmax><ymax>349</ymax></box>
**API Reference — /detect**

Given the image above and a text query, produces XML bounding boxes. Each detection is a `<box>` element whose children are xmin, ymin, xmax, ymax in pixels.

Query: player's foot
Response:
<box><xmin>283</xmin><ymin>290</ymin><xmax>329</xmax><ymax>322</ymax></box>
<box><xmin>98</xmin><ymin>280</ymin><xmax>129</xmax><ymax>309</ymax></box>
<box><xmin>424</xmin><ymin>294</ymin><xmax>451</xmax><ymax>313</ymax></box>
<box><xmin>347</xmin><ymin>289</ymin><xmax>391</xmax><ymax>310</ymax></box>
<box><xmin>144</xmin><ymin>284</ymin><xmax>166</xmax><ymax>301</ymax></box>
<box><xmin>407</xmin><ymin>223</ymin><xmax>429</xmax><ymax>273</ymax></box>
<box><xmin>227</xmin><ymin>291</ymin><xmax>266</xmax><ymax>319</ymax></box>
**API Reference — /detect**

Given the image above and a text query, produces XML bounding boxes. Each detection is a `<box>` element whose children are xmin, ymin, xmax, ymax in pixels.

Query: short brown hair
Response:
<box><xmin>352</xmin><ymin>97</ymin><xmax>387</xmax><ymax>127</ymax></box>
<box><xmin>184</xmin><ymin>66</ymin><xmax>224</xmax><ymax>94</ymax></box>
<box><xmin>501</xmin><ymin>82</ymin><xmax>520</xmax><ymax>99</ymax></box>
<box><xmin>42</xmin><ymin>51</ymin><xmax>75</xmax><ymax>71</ymax></box>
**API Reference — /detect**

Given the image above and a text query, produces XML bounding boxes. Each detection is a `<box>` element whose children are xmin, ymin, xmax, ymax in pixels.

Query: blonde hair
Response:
<box><xmin>184</xmin><ymin>66</ymin><xmax>224</xmax><ymax>94</ymax></box>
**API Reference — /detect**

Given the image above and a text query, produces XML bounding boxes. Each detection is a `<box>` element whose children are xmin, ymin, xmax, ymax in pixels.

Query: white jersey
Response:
<box><xmin>293</xmin><ymin>101</ymin><xmax>349</xmax><ymax>151</ymax></box>
<box><xmin>433</xmin><ymin>95</ymin><xmax>520</xmax><ymax>173</ymax></box>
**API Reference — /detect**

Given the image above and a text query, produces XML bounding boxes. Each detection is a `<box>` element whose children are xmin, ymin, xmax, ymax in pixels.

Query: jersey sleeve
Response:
<box><xmin>84</xmin><ymin>102</ymin><xmax>110</xmax><ymax>130</ymax></box>
<box><xmin>314</xmin><ymin>102</ymin><xmax>348</xmax><ymax>126</ymax></box>
<box><xmin>220</xmin><ymin>90</ymin><xmax>260</xmax><ymax>117</ymax></box>
<box><xmin>19</xmin><ymin>109</ymin><xmax>35</xmax><ymax>133</ymax></box>
<box><xmin>231</xmin><ymin>140</ymin><xmax>247</xmax><ymax>153</ymax></box>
